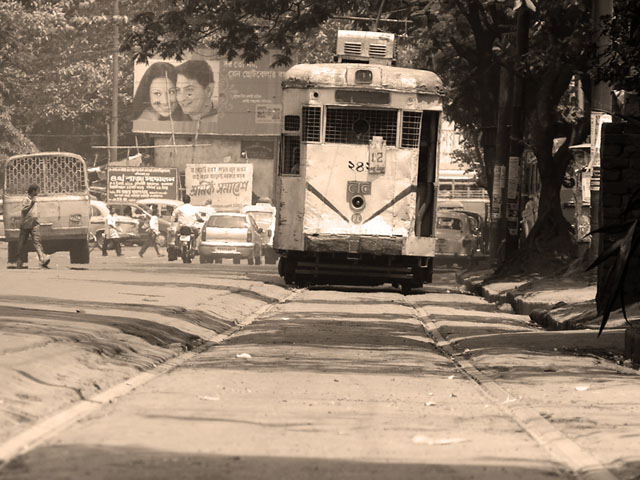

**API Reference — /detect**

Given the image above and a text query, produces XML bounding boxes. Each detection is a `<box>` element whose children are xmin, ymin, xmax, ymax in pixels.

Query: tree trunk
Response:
<box><xmin>501</xmin><ymin>66</ymin><xmax>577</xmax><ymax>274</ymax></box>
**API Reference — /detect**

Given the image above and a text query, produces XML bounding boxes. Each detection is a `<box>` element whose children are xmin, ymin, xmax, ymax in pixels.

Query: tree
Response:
<box><xmin>122</xmin><ymin>0</ymin><xmax>598</xmax><ymax>273</ymax></box>
<box><xmin>596</xmin><ymin>0</ymin><xmax>640</xmax><ymax>94</ymax></box>
<box><xmin>0</xmin><ymin>0</ymin><xmax>165</xmax><ymax>164</ymax></box>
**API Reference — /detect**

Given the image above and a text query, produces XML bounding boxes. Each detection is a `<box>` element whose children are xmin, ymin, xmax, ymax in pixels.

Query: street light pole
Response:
<box><xmin>110</xmin><ymin>0</ymin><xmax>120</xmax><ymax>164</ymax></box>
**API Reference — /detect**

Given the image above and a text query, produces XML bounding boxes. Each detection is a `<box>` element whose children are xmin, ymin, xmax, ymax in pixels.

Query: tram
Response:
<box><xmin>274</xmin><ymin>31</ymin><xmax>442</xmax><ymax>293</ymax></box>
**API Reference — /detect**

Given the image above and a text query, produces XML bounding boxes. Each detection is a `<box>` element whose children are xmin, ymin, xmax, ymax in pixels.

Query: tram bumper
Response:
<box><xmin>277</xmin><ymin>234</ymin><xmax>435</xmax><ymax>287</ymax></box>
<box><xmin>304</xmin><ymin>234</ymin><xmax>436</xmax><ymax>257</ymax></box>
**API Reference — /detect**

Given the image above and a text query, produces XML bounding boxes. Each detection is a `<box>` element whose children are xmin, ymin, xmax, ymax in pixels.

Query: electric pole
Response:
<box><xmin>504</xmin><ymin>1</ymin><xmax>533</xmax><ymax>259</ymax></box>
<box><xmin>110</xmin><ymin>0</ymin><xmax>120</xmax><ymax>163</ymax></box>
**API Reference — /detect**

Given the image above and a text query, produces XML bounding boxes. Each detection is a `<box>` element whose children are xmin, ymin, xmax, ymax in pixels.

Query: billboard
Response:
<box><xmin>132</xmin><ymin>49</ymin><xmax>287</xmax><ymax>136</ymax></box>
<box><xmin>107</xmin><ymin>166</ymin><xmax>179</xmax><ymax>203</ymax></box>
<box><xmin>185</xmin><ymin>163</ymin><xmax>253</xmax><ymax>210</ymax></box>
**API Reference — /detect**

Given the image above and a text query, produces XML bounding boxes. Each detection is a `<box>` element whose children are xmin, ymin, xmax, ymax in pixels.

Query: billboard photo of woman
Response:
<box><xmin>131</xmin><ymin>62</ymin><xmax>189</xmax><ymax>122</ymax></box>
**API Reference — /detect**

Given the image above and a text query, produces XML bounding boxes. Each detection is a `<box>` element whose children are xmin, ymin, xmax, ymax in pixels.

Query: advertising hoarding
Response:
<box><xmin>107</xmin><ymin>167</ymin><xmax>179</xmax><ymax>203</ymax></box>
<box><xmin>185</xmin><ymin>163</ymin><xmax>253</xmax><ymax>210</ymax></box>
<box><xmin>132</xmin><ymin>49</ymin><xmax>286</xmax><ymax>136</ymax></box>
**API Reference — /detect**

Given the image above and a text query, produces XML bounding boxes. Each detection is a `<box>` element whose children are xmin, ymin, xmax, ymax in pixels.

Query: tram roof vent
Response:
<box><xmin>335</xmin><ymin>30</ymin><xmax>395</xmax><ymax>65</ymax></box>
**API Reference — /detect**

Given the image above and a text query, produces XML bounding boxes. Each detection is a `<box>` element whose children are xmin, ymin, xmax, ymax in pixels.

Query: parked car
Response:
<box><xmin>198</xmin><ymin>212</ymin><xmax>263</xmax><ymax>265</ymax></box>
<box><xmin>243</xmin><ymin>203</ymin><xmax>277</xmax><ymax>264</ymax></box>
<box><xmin>435</xmin><ymin>210</ymin><xmax>479</xmax><ymax>263</ymax></box>
<box><xmin>89</xmin><ymin>200</ymin><xmax>140</xmax><ymax>249</ymax></box>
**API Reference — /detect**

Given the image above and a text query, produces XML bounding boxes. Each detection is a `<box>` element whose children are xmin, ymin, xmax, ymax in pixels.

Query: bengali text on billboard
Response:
<box><xmin>107</xmin><ymin>166</ymin><xmax>179</xmax><ymax>203</ymax></box>
<box><xmin>185</xmin><ymin>163</ymin><xmax>253</xmax><ymax>210</ymax></box>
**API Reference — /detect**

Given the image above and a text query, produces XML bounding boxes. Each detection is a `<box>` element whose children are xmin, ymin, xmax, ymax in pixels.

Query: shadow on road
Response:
<box><xmin>0</xmin><ymin>443</ymin><xmax>578</xmax><ymax>480</ymax></box>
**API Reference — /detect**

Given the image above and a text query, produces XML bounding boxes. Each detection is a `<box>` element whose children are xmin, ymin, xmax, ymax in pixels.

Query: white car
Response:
<box><xmin>198</xmin><ymin>212</ymin><xmax>263</xmax><ymax>265</ymax></box>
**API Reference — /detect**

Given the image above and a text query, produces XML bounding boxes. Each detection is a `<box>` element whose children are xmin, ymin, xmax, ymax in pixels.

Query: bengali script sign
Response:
<box><xmin>185</xmin><ymin>163</ymin><xmax>253</xmax><ymax>210</ymax></box>
<box><xmin>107</xmin><ymin>167</ymin><xmax>178</xmax><ymax>203</ymax></box>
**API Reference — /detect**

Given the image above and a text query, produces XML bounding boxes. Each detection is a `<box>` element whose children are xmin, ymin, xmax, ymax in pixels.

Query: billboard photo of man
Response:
<box><xmin>176</xmin><ymin>60</ymin><xmax>218</xmax><ymax>122</ymax></box>
<box><xmin>131</xmin><ymin>49</ymin><xmax>285</xmax><ymax>136</ymax></box>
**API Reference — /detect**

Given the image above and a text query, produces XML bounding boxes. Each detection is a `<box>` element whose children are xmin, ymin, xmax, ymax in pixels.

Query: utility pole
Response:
<box><xmin>504</xmin><ymin>1</ymin><xmax>533</xmax><ymax>259</ymax></box>
<box><xmin>490</xmin><ymin>64</ymin><xmax>513</xmax><ymax>261</ymax></box>
<box><xmin>590</xmin><ymin>0</ymin><xmax>613</xmax><ymax>264</ymax></box>
<box><xmin>110</xmin><ymin>0</ymin><xmax>120</xmax><ymax>164</ymax></box>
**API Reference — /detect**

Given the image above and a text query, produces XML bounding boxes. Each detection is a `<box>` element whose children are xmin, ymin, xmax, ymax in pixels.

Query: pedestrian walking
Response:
<box><xmin>16</xmin><ymin>184</ymin><xmax>50</xmax><ymax>269</ymax></box>
<box><xmin>102</xmin><ymin>206</ymin><xmax>123</xmax><ymax>256</ymax></box>
<box><xmin>139</xmin><ymin>206</ymin><xmax>163</xmax><ymax>257</ymax></box>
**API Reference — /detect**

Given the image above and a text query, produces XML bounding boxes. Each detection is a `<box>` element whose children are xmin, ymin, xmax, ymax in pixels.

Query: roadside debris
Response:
<box><xmin>575</xmin><ymin>385</ymin><xmax>590</xmax><ymax>391</ymax></box>
<box><xmin>198</xmin><ymin>395</ymin><xmax>220</xmax><ymax>401</ymax></box>
<box><xmin>236</xmin><ymin>353</ymin><xmax>252</xmax><ymax>359</ymax></box>
<box><xmin>412</xmin><ymin>435</ymin><xmax>467</xmax><ymax>445</ymax></box>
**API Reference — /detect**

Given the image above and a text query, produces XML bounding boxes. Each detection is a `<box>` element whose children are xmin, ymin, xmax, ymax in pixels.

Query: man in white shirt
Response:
<box><xmin>139</xmin><ymin>206</ymin><xmax>163</xmax><ymax>257</ymax></box>
<box><xmin>172</xmin><ymin>195</ymin><xmax>203</xmax><ymax>227</ymax></box>
<box><xmin>102</xmin><ymin>206</ymin><xmax>123</xmax><ymax>256</ymax></box>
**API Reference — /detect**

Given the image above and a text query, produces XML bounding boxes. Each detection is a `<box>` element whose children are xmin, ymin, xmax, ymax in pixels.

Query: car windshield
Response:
<box><xmin>247</xmin><ymin>212</ymin><xmax>273</xmax><ymax>227</ymax></box>
<box><xmin>207</xmin><ymin>216</ymin><xmax>246</xmax><ymax>228</ymax></box>
<box><xmin>437</xmin><ymin>217</ymin><xmax>463</xmax><ymax>230</ymax></box>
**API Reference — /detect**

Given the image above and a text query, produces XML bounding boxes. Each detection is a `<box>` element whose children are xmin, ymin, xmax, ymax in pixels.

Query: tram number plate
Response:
<box><xmin>369</xmin><ymin>136</ymin><xmax>386</xmax><ymax>174</ymax></box>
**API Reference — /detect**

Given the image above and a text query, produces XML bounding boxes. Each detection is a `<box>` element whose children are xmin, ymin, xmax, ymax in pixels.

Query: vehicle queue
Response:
<box><xmin>88</xmin><ymin>195</ymin><xmax>276</xmax><ymax>266</ymax></box>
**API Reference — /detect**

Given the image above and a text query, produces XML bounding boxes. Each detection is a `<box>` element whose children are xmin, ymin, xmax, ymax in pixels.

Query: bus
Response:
<box><xmin>3</xmin><ymin>152</ymin><xmax>91</xmax><ymax>264</ymax></box>
<box><xmin>274</xmin><ymin>31</ymin><xmax>442</xmax><ymax>294</ymax></box>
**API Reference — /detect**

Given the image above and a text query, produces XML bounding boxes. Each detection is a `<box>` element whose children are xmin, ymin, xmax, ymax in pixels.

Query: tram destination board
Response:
<box><xmin>107</xmin><ymin>166</ymin><xmax>179</xmax><ymax>202</ymax></box>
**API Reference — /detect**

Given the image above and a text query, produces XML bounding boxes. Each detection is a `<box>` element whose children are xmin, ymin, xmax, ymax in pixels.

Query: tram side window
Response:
<box><xmin>401</xmin><ymin>112</ymin><xmax>422</xmax><ymax>148</ymax></box>
<box><xmin>280</xmin><ymin>136</ymin><xmax>301</xmax><ymax>175</ymax></box>
<box><xmin>302</xmin><ymin>106</ymin><xmax>321</xmax><ymax>142</ymax></box>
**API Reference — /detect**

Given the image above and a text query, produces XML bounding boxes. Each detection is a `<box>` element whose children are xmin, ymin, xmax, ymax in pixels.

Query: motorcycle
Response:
<box><xmin>177</xmin><ymin>225</ymin><xmax>198</xmax><ymax>264</ymax></box>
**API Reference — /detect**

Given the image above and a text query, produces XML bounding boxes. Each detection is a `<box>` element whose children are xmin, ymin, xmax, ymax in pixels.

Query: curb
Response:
<box><xmin>624</xmin><ymin>326</ymin><xmax>640</xmax><ymax>364</ymax></box>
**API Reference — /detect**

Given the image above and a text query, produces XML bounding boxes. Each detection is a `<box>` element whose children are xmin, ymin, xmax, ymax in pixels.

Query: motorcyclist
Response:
<box><xmin>172</xmin><ymin>194</ymin><xmax>204</xmax><ymax>247</ymax></box>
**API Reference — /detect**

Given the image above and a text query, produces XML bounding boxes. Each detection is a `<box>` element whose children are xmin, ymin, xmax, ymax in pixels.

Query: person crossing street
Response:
<box><xmin>102</xmin><ymin>206</ymin><xmax>123</xmax><ymax>257</ymax></box>
<box><xmin>16</xmin><ymin>184</ymin><xmax>50</xmax><ymax>269</ymax></box>
<box><xmin>139</xmin><ymin>206</ymin><xmax>163</xmax><ymax>257</ymax></box>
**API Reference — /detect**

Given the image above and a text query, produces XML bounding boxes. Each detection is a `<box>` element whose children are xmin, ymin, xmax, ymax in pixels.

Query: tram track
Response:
<box><xmin>405</xmin><ymin>296</ymin><xmax>620</xmax><ymax>480</ymax></box>
<box><xmin>0</xmin><ymin>290</ymin><xmax>301</xmax><ymax>472</ymax></box>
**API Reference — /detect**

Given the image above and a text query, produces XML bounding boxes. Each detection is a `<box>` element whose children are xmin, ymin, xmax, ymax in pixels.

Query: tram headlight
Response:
<box><xmin>350</xmin><ymin>194</ymin><xmax>366</xmax><ymax>211</ymax></box>
<box><xmin>346</xmin><ymin>181</ymin><xmax>371</xmax><ymax>212</ymax></box>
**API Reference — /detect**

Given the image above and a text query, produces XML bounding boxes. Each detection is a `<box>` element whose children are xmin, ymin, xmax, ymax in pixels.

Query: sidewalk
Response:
<box><xmin>456</xmin><ymin>266</ymin><xmax>640</xmax><ymax>366</ymax></box>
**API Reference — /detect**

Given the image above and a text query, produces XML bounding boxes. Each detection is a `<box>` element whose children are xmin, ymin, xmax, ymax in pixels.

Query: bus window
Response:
<box><xmin>325</xmin><ymin>107</ymin><xmax>397</xmax><ymax>145</ymax></box>
<box><xmin>280</xmin><ymin>136</ymin><xmax>300</xmax><ymax>175</ymax></box>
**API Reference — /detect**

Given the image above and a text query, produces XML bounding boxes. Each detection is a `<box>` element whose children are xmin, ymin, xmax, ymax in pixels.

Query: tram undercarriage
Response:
<box><xmin>277</xmin><ymin>247</ymin><xmax>433</xmax><ymax>294</ymax></box>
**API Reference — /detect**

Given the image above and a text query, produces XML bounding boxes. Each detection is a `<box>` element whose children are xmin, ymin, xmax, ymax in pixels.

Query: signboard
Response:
<box><xmin>491</xmin><ymin>165</ymin><xmax>506</xmax><ymax>221</ymax></box>
<box><xmin>368</xmin><ymin>136</ymin><xmax>386</xmax><ymax>174</ymax></box>
<box><xmin>132</xmin><ymin>49</ymin><xmax>286</xmax><ymax>136</ymax></box>
<box><xmin>107</xmin><ymin>167</ymin><xmax>178</xmax><ymax>203</ymax></box>
<box><xmin>185</xmin><ymin>163</ymin><xmax>253</xmax><ymax>210</ymax></box>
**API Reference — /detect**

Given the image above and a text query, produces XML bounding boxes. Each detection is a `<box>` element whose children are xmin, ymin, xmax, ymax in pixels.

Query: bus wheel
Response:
<box><xmin>277</xmin><ymin>257</ymin><xmax>286</xmax><ymax>276</ymax></box>
<box><xmin>401</xmin><ymin>283</ymin><xmax>412</xmax><ymax>295</ymax></box>
<box><xmin>8</xmin><ymin>241</ymin><xmax>18</xmax><ymax>263</ymax></box>
<box><xmin>282</xmin><ymin>258</ymin><xmax>296</xmax><ymax>286</ymax></box>
<box><xmin>70</xmin><ymin>240</ymin><xmax>90</xmax><ymax>264</ymax></box>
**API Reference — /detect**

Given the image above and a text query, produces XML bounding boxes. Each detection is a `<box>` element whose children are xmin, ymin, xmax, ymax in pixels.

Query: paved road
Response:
<box><xmin>0</xmin><ymin>245</ymin><xmax>637</xmax><ymax>480</ymax></box>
